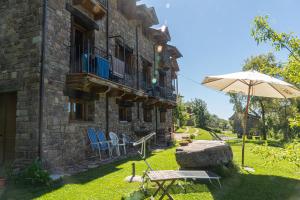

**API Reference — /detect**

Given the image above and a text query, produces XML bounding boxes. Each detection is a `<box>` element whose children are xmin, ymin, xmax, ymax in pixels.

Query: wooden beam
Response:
<box><xmin>73</xmin><ymin>0</ymin><xmax>107</xmax><ymax>20</ymax></box>
<box><xmin>66</xmin><ymin>3</ymin><xmax>99</xmax><ymax>30</ymax></box>
<box><xmin>121</xmin><ymin>93</ymin><xmax>137</xmax><ymax>101</ymax></box>
<box><xmin>107</xmin><ymin>88</ymin><xmax>124</xmax><ymax>97</ymax></box>
<box><xmin>90</xmin><ymin>85</ymin><xmax>110</xmax><ymax>94</ymax></box>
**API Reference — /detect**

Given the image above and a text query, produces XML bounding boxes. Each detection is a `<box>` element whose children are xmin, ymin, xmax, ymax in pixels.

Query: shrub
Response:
<box><xmin>16</xmin><ymin>159</ymin><xmax>51</xmax><ymax>186</ymax></box>
<box><xmin>250</xmin><ymin>141</ymin><xmax>300</xmax><ymax>167</ymax></box>
<box><xmin>212</xmin><ymin>161</ymin><xmax>239</xmax><ymax>177</ymax></box>
<box><xmin>208</xmin><ymin>127</ymin><xmax>222</xmax><ymax>133</ymax></box>
<box><xmin>190</xmin><ymin>134</ymin><xmax>196</xmax><ymax>139</ymax></box>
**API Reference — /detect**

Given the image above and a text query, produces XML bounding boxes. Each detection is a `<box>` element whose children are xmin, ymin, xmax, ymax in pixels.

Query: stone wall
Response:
<box><xmin>0</xmin><ymin>0</ymin><xmax>176</xmax><ymax>171</ymax></box>
<box><xmin>0</xmin><ymin>0</ymin><xmax>42</xmax><ymax>168</ymax></box>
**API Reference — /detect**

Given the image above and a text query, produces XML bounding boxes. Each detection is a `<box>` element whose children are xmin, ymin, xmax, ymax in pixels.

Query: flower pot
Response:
<box><xmin>179</xmin><ymin>142</ymin><xmax>189</xmax><ymax>146</ymax></box>
<box><xmin>0</xmin><ymin>177</ymin><xmax>6</xmax><ymax>188</ymax></box>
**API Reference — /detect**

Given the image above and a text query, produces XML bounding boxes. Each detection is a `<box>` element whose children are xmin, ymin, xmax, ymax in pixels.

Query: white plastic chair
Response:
<box><xmin>109</xmin><ymin>132</ymin><xmax>126</xmax><ymax>156</ymax></box>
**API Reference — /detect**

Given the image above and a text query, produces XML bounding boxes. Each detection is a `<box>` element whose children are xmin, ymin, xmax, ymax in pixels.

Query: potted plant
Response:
<box><xmin>179</xmin><ymin>140</ymin><xmax>189</xmax><ymax>146</ymax></box>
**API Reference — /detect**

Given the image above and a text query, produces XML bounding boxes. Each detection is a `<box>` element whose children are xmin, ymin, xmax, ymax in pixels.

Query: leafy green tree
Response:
<box><xmin>173</xmin><ymin>96</ymin><xmax>189</xmax><ymax>127</ymax></box>
<box><xmin>252</xmin><ymin>16</ymin><xmax>300</xmax><ymax>85</ymax></box>
<box><xmin>251</xmin><ymin>15</ymin><xmax>300</xmax><ymax>136</ymax></box>
<box><xmin>242</xmin><ymin>53</ymin><xmax>279</xmax><ymax>140</ymax></box>
<box><xmin>190</xmin><ymin>98</ymin><xmax>210</xmax><ymax>129</ymax></box>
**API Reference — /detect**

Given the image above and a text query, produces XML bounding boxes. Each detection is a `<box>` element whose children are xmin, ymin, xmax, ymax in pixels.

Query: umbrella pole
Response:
<box><xmin>242</xmin><ymin>84</ymin><xmax>252</xmax><ymax>167</ymax></box>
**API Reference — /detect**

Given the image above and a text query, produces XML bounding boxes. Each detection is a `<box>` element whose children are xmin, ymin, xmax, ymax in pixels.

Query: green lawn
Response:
<box><xmin>194</xmin><ymin>128</ymin><xmax>215</xmax><ymax>140</ymax></box>
<box><xmin>175</xmin><ymin>126</ymin><xmax>187</xmax><ymax>133</ymax></box>
<box><xmin>1</xmin><ymin>140</ymin><xmax>299</xmax><ymax>200</ymax></box>
<box><xmin>220</xmin><ymin>130</ymin><xmax>236</xmax><ymax>137</ymax></box>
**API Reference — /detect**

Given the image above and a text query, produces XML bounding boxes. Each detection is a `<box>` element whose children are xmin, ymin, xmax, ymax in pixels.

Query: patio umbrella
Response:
<box><xmin>201</xmin><ymin>70</ymin><xmax>300</xmax><ymax>167</ymax></box>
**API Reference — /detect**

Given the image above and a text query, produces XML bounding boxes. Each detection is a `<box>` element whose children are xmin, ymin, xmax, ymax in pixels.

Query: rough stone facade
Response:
<box><xmin>0</xmin><ymin>0</ymin><xmax>42</xmax><ymax>168</ymax></box>
<box><xmin>0</xmin><ymin>0</ymin><xmax>181</xmax><ymax>171</ymax></box>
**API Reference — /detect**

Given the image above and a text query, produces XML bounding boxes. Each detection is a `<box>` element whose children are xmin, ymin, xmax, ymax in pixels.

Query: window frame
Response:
<box><xmin>119</xmin><ymin>105</ymin><xmax>132</xmax><ymax>122</ymax></box>
<box><xmin>68</xmin><ymin>97</ymin><xmax>95</xmax><ymax>122</ymax></box>
<box><xmin>143</xmin><ymin>108</ymin><xmax>153</xmax><ymax>123</ymax></box>
<box><xmin>115</xmin><ymin>42</ymin><xmax>134</xmax><ymax>75</ymax></box>
<box><xmin>160</xmin><ymin>110</ymin><xmax>167</xmax><ymax>123</ymax></box>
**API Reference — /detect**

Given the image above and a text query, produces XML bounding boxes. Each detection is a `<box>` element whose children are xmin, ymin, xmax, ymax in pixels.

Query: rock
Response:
<box><xmin>175</xmin><ymin>140</ymin><xmax>233</xmax><ymax>169</ymax></box>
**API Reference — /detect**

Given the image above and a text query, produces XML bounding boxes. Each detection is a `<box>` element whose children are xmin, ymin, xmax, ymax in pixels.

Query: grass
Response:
<box><xmin>220</xmin><ymin>130</ymin><xmax>236</xmax><ymax>137</ymax></box>
<box><xmin>1</xmin><ymin>140</ymin><xmax>299</xmax><ymax>200</ymax></box>
<box><xmin>194</xmin><ymin>128</ymin><xmax>215</xmax><ymax>140</ymax></box>
<box><xmin>175</xmin><ymin>126</ymin><xmax>187</xmax><ymax>133</ymax></box>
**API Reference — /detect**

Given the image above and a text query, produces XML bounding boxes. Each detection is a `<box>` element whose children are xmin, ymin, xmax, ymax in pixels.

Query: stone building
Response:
<box><xmin>0</xmin><ymin>0</ymin><xmax>181</xmax><ymax>171</ymax></box>
<box><xmin>229</xmin><ymin>112</ymin><xmax>260</xmax><ymax>138</ymax></box>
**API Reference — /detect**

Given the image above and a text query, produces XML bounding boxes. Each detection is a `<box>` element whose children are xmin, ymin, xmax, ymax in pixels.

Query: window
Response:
<box><xmin>119</xmin><ymin>106</ymin><xmax>132</xmax><ymax>122</ymax></box>
<box><xmin>68</xmin><ymin>98</ymin><xmax>94</xmax><ymax>121</ymax></box>
<box><xmin>142</xmin><ymin>27</ymin><xmax>151</xmax><ymax>40</ymax></box>
<box><xmin>115</xmin><ymin>42</ymin><xmax>134</xmax><ymax>75</ymax></box>
<box><xmin>71</xmin><ymin>20</ymin><xmax>94</xmax><ymax>73</ymax></box>
<box><xmin>142</xmin><ymin>59</ymin><xmax>152</xmax><ymax>89</ymax></box>
<box><xmin>159</xmin><ymin>73</ymin><xmax>165</xmax><ymax>87</ymax></box>
<box><xmin>143</xmin><ymin>108</ymin><xmax>152</xmax><ymax>122</ymax></box>
<box><xmin>160</xmin><ymin>110</ymin><xmax>167</xmax><ymax>123</ymax></box>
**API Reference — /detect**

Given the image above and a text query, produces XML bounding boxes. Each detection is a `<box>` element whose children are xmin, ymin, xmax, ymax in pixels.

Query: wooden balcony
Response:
<box><xmin>66</xmin><ymin>73</ymin><xmax>148</xmax><ymax>101</ymax></box>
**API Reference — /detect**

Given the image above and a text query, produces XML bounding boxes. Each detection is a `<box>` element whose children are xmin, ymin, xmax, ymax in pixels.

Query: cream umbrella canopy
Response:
<box><xmin>202</xmin><ymin>70</ymin><xmax>300</xmax><ymax>167</ymax></box>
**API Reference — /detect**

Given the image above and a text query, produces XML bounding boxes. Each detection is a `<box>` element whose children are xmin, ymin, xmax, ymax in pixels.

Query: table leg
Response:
<box><xmin>153</xmin><ymin>181</ymin><xmax>165</xmax><ymax>197</ymax></box>
<box><xmin>159</xmin><ymin>180</ymin><xmax>176</xmax><ymax>200</ymax></box>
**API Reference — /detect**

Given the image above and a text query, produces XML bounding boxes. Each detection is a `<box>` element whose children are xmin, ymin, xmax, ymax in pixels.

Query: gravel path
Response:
<box><xmin>174</xmin><ymin>133</ymin><xmax>190</xmax><ymax>140</ymax></box>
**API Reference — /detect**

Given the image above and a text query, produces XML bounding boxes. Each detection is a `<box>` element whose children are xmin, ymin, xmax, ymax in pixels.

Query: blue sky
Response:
<box><xmin>141</xmin><ymin>0</ymin><xmax>300</xmax><ymax>119</ymax></box>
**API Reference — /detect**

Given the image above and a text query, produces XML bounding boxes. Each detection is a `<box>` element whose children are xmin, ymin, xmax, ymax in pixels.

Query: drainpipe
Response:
<box><xmin>105</xmin><ymin>0</ymin><xmax>109</xmax><ymax>136</ymax></box>
<box><xmin>135</xmin><ymin>25</ymin><xmax>139</xmax><ymax>90</ymax></box>
<box><xmin>106</xmin><ymin>0</ymin><xmax>109</xmax><ymax>58</ymax></box>
<box><xmin>135</xmin><ymin>25</ymin><xmax>140</xmax><ymax>120</ymax></box>
<box><xmin>153</xmin><ymin>44</ymin><xmax>158</xmax><ymax>134</ymax></box>
<box><xmin>155</xmin><ymin>106</ymin><xmax>158</xmax><ymax>136</ymax></box>
<box><xmin>153</xmin><ymin>44</ymin><xmax>156</xmax><ymax>85</ymax></box>
<box><xmin>105</xmin><ymin>93</ymin><xmax>109</xmax><ymax>136</ymax></box>
<box><xmin>38</xmin><ymin>0</ymin><xmax>47</xmax><ymax>160</ymax></box>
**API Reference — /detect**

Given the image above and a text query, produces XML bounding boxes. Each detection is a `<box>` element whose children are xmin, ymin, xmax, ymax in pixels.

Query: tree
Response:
<box><xmin>173</xmin><ymin>96</ymin><xmax>189</xmax><ymax>128</ymax></box>
<box><xmin>190</xmin><ymin>98</ymin><xmax>210</xmax><ymax>129</ymax></box>
<box><xmin>251</xmin><ymin>16</ymin><xmax>300</xmax><ymax>138</ymax></box>
<box><xmin>242</xmin><ymin>53</ymin><xmax>279</xmax><ymax>140</ymax></box>
<box><xmin>252</xmin><ymin>16</ymin><xmax>300</xmax><ymax>84</ymax></box>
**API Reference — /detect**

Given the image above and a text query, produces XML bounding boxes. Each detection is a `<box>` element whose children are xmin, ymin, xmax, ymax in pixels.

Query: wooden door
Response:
<box><xmin>0</xmin><ymin>92</ymin><xmax>17</xmax><ymax>165</ymax></box>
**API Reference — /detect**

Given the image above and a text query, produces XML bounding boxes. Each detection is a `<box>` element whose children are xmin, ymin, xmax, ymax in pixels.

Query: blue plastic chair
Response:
<box><xmin>96</xmin><ymin>131</ymin><xmax>112</xmax><ymax>159</ymax></box>
<box><xmin>87</xmin><ymin>128</ymin><xmax>111</xmax><ymax>160</ymax></box>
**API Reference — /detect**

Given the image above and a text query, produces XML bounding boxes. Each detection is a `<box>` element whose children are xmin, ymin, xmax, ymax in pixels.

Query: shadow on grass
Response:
<box><xmin>0</xmin><ymin>145</ymin><xmax>174</xmax><ymax>200</ymax></box>
<box><xmin>126</xmin><ymin>173</ymin><xmax>300</xmax><ymax>200</ymax></box>
<box><xmin>209</xmin><ymin>173</ymin><xmax>300</xmax><ymax>200</ymax></box>
<box><xmin>0</xmin><ymin>156</ymin><xmax>139</xmax><ymax>200</ymax></box>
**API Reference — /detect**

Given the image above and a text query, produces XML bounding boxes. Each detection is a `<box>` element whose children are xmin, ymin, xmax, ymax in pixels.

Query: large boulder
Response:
<box><xmin>175</xmin><ymin>140</ymin><xmax>233</xmax><ymax>169</ymax></box>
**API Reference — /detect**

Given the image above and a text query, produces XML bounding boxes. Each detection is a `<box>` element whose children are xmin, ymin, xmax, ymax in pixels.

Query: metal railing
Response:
<box><xmin>70</xmin><ymin>46</ymin><xmax>138</xmax><ymax>89</ymax></box>
<box><xmin>141</xmin><ymin>84</ymin><xmax>176</xmax><ymax>102</ymax></box>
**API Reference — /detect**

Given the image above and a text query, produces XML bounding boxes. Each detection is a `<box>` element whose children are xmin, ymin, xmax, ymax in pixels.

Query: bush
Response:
<box><xmin>250</xmin><ymin>141</ymin><xmax>300</xmax><ymax>167</ymax></box>
<box><xmin>190</xmin><ymin>134</ymin><xmax>196</xmax><ymax>139</ymax></box>
<box><xmin>16</xmin><ymin>159</ymin><xmax>51</xmax><ymax>186</ymax></box>
<box><xmin>212</xmin><ymin>161</ymin><xmax>239</xmax><ymax>178</ymax></box>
